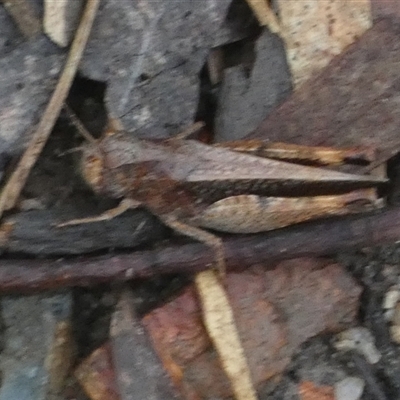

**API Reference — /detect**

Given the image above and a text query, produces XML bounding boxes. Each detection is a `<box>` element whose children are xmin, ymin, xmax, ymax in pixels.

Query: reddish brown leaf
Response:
<box><xmin>74</xmin><ymin>344</ymin><xmax>119</xmax><ymax>400</ymax></box>
<box><xmin>250</xmin><ymin>20</ymin><xmax>400</xmax><ymax>168</ymax></box>
<box><xmin>371</xmin><ymin>1</ymin><xmax>400</xmax><ymax>19</ymax></box>
<box><xmin>142</xmin><ymin>258</ymin><xmax>361</xmax><ymax>399</ymax></box>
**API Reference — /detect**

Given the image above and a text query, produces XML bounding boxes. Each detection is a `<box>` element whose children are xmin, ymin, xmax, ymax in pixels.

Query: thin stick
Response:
<box><xmin>1</xmin><ymin>206</ymin><xmax>400</xmax><ymax>293</ymax></box>
<box><xmin>0</xmin><ymin>0</ymin><xmax>100</xmax><ymax>217</ymax></box>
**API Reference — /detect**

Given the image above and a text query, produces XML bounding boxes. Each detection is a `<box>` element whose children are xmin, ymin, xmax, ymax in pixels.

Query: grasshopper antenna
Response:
<box><xmin>169</xmin><ymin>121</ymin><xmax>206</xmax><ymax>141</ymax></box>
<box><xmin>64</xmin><ymin>104</ymin><xmax>98</xmax><ymax>146</ymax></box>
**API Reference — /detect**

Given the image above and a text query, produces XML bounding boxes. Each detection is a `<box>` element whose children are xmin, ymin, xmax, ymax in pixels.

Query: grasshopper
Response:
<box><xmin>58</xmin><ymin>121</ymin><xmax>385</xmax><ymax>400</ymax></box>
<box><xmin>59</xmin><ymin>122</ymin><xmax>385</xmax><ymax>274</ymax></box>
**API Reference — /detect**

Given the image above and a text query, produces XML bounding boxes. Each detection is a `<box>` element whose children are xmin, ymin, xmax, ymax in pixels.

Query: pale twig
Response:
<box><xmin>0</xmin><ymin>0</ymin><xmax>100</xmax><ymax>218</ymax></box>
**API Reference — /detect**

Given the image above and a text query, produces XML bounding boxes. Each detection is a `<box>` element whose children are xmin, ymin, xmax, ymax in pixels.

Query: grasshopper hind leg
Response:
<box><xmin>161</xmin><ymin>215</ymin><xmax>226</xmax><ymax>277</ymax></box>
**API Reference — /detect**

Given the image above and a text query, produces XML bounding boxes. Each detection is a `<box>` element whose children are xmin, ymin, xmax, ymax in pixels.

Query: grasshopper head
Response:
<box><xmin>80</xmin><ymin>149</ymin><xmax>104</xmax><ymax>193</ymax></box>
<box><xmin>80</xmin><ymin>143</ymin><xmax>128</xmax><ymax>198</ymax></box>
<box><xmin>80</xmin><ymin>132</ymin><xmax>169</xmax><ymax>200</ymax></box>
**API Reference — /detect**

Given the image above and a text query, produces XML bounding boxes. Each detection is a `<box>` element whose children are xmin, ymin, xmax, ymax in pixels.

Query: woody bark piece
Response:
<box><xmin>276</xmin><ymin>0</ymin><xmax>371</xmax><ymax>87</ymax></box>
<box><xmin>143</xmin><ymin>259</ymin><xmax>360</xmax><ymax>398</ymax></box>
<box><xmin>250</xmin><ymin>20</ymin><xmax>400</xmax><ymax>168</ymax></box>
<box><xmin>1</xmin><ymin>206</ymin><xmax>400</xmax><ymax>293</ymax></box>
<box><xmin>0</xmin><ymin>208</ymin><xmax>163</xmax><ymax>256</ymax></box>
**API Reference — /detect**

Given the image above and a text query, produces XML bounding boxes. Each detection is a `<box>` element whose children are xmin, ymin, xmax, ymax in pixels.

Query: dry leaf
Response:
<box><xmin>276</xmin><ymin>0</ymin><xmax>371</xmax><ymax>87</ymax></box>
<box><xmin>249</xmin><ymin>20</ymin><xmax>400</xmax><ymax>169</ymax></box>
<box><xmin>45</xmin><ymin>321</ymin><xmax>76</xmax><ymax>393</ymax></box>
<box><xmin>195</xmin><ymin>270</ymin><xmax>258</xmax><ymax>400</ymax></box>
<box><xmin>143</xmin><ymin>259</ymin><xmax>361</xmax><ymax>398</ymax></box>
<box><xmin>245</xmin><ymin>0</ymin><xmax>280</xmax><ymax>33</ymax></box>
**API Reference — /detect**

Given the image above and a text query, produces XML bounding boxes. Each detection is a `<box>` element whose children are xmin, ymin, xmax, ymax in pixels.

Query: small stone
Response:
<box><xmin>19</xmin><ymin>198</ymin><xmax>46</xmax><ymax>211</ymax></box>
<box><xmin>334</xmin><ymin>327</ymin><xmax>381</xmax><ymax>364</ymax></box>
<box><xmin>383</xmin><ymin>286</ymin><xmax>400</xmax><ymax>321</ymax></box>
<box><xmin>334</xmin><ymin>377</ymin><xmax>365</xmax><ymax>400</ymax></box>
<box><xmin>391</xmin><ymin>301</ymin><xmax>400</xmax><ymax>326</ymax></box>
<box><xmin>383</xmin><ymin>286</ymin><xmax>399</xmax><ymax>310</ymax></box>
<box><xmin>390</xmin><ymin>325</ymin><xmax>400</xmax><ymax>344</ymax></box>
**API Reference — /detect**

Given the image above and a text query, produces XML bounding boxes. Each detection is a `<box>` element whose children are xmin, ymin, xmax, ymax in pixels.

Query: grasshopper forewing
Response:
<box><xmin>59</xmin><ymin>128</ymin><xmax>386</xmax><ymax>273</ymax></box>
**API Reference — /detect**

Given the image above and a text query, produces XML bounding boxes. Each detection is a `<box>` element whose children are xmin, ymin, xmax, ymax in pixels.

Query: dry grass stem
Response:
<box><xmin>0</xmin><ymin>0</ymin><xmax>100</xmax><ymax>218</ymax></box>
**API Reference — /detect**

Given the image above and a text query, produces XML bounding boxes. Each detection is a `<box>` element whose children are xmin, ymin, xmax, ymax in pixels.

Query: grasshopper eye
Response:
<box><xmin>81</xmin><ymin>153</ymin><xmax>104</xmax><ymax>192</ymax></box>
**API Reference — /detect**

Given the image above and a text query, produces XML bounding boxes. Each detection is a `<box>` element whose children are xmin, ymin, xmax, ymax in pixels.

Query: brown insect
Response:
<box><xmin>59</xmin><ymin>122</ymin><xmax>385</xmax><ymax>274</ymax></box>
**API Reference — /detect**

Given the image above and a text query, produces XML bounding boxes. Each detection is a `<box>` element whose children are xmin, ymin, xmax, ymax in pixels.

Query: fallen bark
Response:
<box><xmin>0</xmin><ymin>208</ymin><xmax>163</xmax><ymax>256</ymax></box>
<box><xmin>0</xmin><ymin>206</ymin><xmax>400</xmax><ymax>293</ymax></box>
